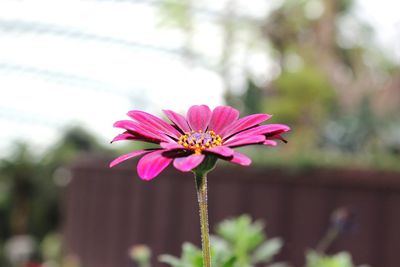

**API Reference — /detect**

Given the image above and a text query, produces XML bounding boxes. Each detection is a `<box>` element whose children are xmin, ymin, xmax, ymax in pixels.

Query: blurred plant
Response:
<box><xmin>266</xmin><ymin>66</ymin><xmax>336</xmax><ymax>127</ymax></box>
<box><xmin>305</xmin><ymin>251</ymin><xmax>368</xmax><ymax>267</ymax></box>
<box><xmin>381</xmin><ymin>120</ymin><xmax>400</xmax><ymax>155</ymax></box>
<box><xmin>128</xmin><ymin>212</ymin><xmax>370</xmax><ymax>267</ymax></box>
<box><xmin>242</xmin><ymin>79</ymin><xmax>264</xmax><ymax>116</ymax></box>
<box><xmin>156</xmin><ymin>0</ymin><xmax>400</xmax><ymax>165</ymax></box>
<box><xmin>40</xmin><ymin>232</ymin><xmax>63</xmax><ymax>264</ymax></box>
<box><xmin>308</xmin><ymin>207</ymin><xmax>369</xmax><ymax>267</ymax></box>
<box><xmin>316</xmin><ymin>207</ymin><xmax>354</xmax><ymax>253</ymax></box>
<box><xmin>320</xmin><ymin>97</ymin><xmax>378</xmax><ymax>153</ymax></box>
<box><xmin>129</xmin><ymin>245</ymin><xmax>151</xmax><ymax>267</ymax></box>
<box><xmin>159</xmin><ymin>215</ymin><xmax>287</xmax><ymax>267</ymax></box>
<box><xmin>0</xmin><ymin>127</ymin><xmax>108</xmax><ymax>267</ymax></box>
<box><xmin>0</xmin><ymin>143</ymin><xmax>52</xmax><ymax>240</ymax></box>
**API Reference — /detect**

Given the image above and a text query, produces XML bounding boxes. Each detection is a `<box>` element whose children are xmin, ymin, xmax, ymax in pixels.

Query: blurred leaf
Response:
<box><xmin>252</xmin><ymin>238</ymin><xmax>284</xmax><ymax>264</ymax></box>
<box><xmin>321</xmin><ymin>96</ymin><xmax>378</xmax><ymax>153</ymax></box>
<box><xmin>242</xmin><ymin>78</ymin><xmax>263</xmax><ymax>115</ymax></box>
<box><xmin>181</xmin><ymin>242</ymin><xmax>203</xmax><ymax>267</ymax></box>
<box><xmin>40</xmin><ymin>232</ymin><xmax>62</xmax><ymax>261</ymax></box>
<box><xmin>267</xmin><ymin>263</ymin><xmax>291</xmax><ymax>267</ymax></box>
<box><xmin>159</xmin><ymin>243</ymin><xmax>203</xmax><ymax>267</ymax></box>
<box><xmin>305</xmin><ymin>250</ymin><xmax>364</xmax><ymax>267</ymax></box>
<box><xmin>161</xmin><ymin>215</ymin><xmax>285</xmax><ymax>267</ymax></box>
<box><xmin>157</xmin><ymin>0</ymin><xmax>192</xmax><ymax>31</ymax></box>
<box><xmin>216</xmin><ymin>215</ymin><xmax>265</xmax><ymax>265</ymax></box>
<box><xmin>210</xmin><ymin>236</ymin><xmax>231</xmax><ymax>265</ymax></box>
<box><xmin>159</xmin><ymin>254</ymin><xmax>183</xmax><ymax>267</ymax></box>
<box><xmin>221</xmin><ymin>256</ymin><xmax>237</xmax><ymax>267</ymax></box>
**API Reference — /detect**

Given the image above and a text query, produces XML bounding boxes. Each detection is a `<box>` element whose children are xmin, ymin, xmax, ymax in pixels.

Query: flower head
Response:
<box><xmin>110</xmin><ymin>105</ymin><xmax>290</xmax><ymax>180</ymax></box>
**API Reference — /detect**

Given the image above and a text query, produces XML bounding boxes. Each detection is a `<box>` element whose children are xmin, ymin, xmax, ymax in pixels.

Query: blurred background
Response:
<box><xmin>1</xmin><ymin>0</ymin><xmax>400</xmax><ymax>266</ymax></box>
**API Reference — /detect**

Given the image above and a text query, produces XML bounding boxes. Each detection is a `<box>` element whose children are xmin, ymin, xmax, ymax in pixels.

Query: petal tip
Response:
<box><xmin>173</xmin><ymin>154</ymin><xmax>205</xmax><ymax>172</ymax></box>
<box><xmin>127</xmin><ymin>110</ymin><xmax>139</xmax><ymax>115</ymax></box>
<box><xmin>138</xmin><ymin>173</ymin><xmax>156</xmax><ymax>181</ymax></box>
<box><xmin>264</xmin><ymin>140</ymin><xmax>278</xmax><ymax>146</ymax></box>
<box><xmin>113</xmin><ymin>121</ymin><xmax>121</xmax><ymax>128</ymax></box>
<box><xmin>109</xmin><ymin>161</ymin><xmax>118</xmax><ymax>168</ymax></box>
<box><xmin>241</xmin><ymin>160</ymin><xmax>252</xmax><ymax>166</ymax></box>
<box><xmin>229</xmin><ymin>152</ymin><xmax>252</xmax><ymax>166</ymax></box>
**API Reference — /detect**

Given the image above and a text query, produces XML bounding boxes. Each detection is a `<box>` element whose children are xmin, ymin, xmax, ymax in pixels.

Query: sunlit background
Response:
<box><xmin>1</xmin><ymin>0</ymin><xmax>400</xmax><ymax>266</ymax></box>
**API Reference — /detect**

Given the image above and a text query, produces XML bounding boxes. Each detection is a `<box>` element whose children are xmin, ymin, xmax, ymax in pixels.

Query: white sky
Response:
<box><xmin>0</xmin><ymin>0</ymin><xmax>399</xmax><ymax>155</ymax></box>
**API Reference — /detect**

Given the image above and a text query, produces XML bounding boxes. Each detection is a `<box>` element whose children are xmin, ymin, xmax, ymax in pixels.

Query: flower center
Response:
<box><xmin>178</xmin><ymin>130</ymin><xmax>222</xmax><ymax>154</ymax></box>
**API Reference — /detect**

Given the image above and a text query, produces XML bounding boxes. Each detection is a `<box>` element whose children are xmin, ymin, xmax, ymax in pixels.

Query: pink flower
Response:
<box><xmin>110</xmin><ymin>105</ymin><xmax>290</xmax><ymax>180</ymax></box>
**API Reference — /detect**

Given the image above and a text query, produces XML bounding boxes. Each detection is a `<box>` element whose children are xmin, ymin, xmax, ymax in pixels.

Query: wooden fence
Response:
<box><xmin>63</xmin><ymin>157</ymin><xmax>400</xmax><ymax>267</ymax></box>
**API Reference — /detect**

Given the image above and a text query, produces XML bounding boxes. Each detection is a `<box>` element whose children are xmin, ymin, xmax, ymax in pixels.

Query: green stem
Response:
<box><xmin>195</xmin><ymin>173</ymin><xmax>211</xmax><ymax>267</ymax></box>
<box><xmin>316</xmin><ymin>227</ymin><xmax>339</xmax><ymax>254</ymax></box>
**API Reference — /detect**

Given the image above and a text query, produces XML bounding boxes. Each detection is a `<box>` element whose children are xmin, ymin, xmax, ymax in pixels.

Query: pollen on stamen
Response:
<box><xmin>178</xmin><ymin>130</ymin><xmax>222</xmax><ymax>154</ymax></box>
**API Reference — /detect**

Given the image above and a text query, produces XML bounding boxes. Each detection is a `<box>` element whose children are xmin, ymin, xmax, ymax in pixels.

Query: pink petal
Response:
<box><xmin>229</xmin><ymin>151</ymin><xmax>252</xmax><ymax>166</ymax></box>
<box><xmin>226</xmin><ymin>124</ymin><xmax>290</xmax><ymax>141</ymax></box>
<box><xmin>205</xmin><ymin>146</ymin><xmax>234</xmax><ymax>157</ymax></box>
<box><xmin>264</xmin><ymin>124</ymin><xmax>291</xmax><ymax>137</ymax></box>
<box><xmin>163</xmin><ymin>109</ymin><xmax>190</xmax><ymax>133</ymax></box>
<box><xmin>113</xmin><ymin>120</ymin><xmax>137</xmax><ymax>131</ymax></box>
<box><xmin>109</xmin><ymin>150</ymin><xmax>151</xmax><ymax>168</ymax></box>
<box><xmin>128</xmin><ymin>110</ymin><xmax>180</xmax><ymax>138</ymax></box>
<box><xmin>220</xmin><ymin>113</ymin><xmax>272</xmax><ymax>138</ymax></box>
<box><xmin>186</xmin><ymin>105</ymin><xmax>212</xmax><ymax>132</ymax></box>
<box><xmin>263</xmin><ymin>124</ymin><xmax>290</xmax><ymax>136</ymax></box>
<box><xmin>160</xmin><ymin>142</ymin><xmax>184</xmax><ymax>150</ymax></box>
<box><xmin>114</xmin><ymin>120</ymin><xmax>171</xmax><ymax>143</ymax></box>
<box><xmin>208</xmin><ymin>106</ymin><xmax>239</xmax><ymax>134</ymax></box>
<box><xmin>137</xmin><ymin>150</ymin><xmax>173</xmax><ymax>180</ymax></box>
<box><xmin>264</xmin><ymin>140</ymin><xmax>277</xmax><ymax>146</ymax></box>
<box><xmin>110</xmin><ymin>132</ymin><xmax>153</xmax><ymax>143</ymax></box>
<box><xmin>110</xmin><ymin>132</ymin><xmax>134</xmax><ymax>143</ymax></box>
<box><xmin>224</xmin><ymin>135</ymin><xmax>266</xmax><ymax>147</ymax></box>
<box><xmin>173</xmin><ymin>154</ymin><xmax>205</xmax><ymax>172</ymax></box>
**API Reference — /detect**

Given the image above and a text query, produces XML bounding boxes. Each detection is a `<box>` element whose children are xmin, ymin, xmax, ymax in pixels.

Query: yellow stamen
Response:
<box><xmin>178</xmin><ymin>129</ymin><xmax>222</xmax><ymax>154</ymax></box>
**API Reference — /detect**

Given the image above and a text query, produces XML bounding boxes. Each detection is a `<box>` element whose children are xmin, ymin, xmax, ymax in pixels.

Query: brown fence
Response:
<box><xmin>63</xmin><ymin>157</ymin><xmax>400</xmax><ymax>267</ymax></box>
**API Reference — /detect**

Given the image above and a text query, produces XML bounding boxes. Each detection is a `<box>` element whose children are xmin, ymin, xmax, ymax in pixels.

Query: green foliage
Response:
<box><xmin>157</xmin><ymin>0</ymin><xmax>193</xmax><ymax>31</ymax></box>
<box><xmin>321</xmin><ymin>97</ymin><xmax>378</xmax><ymax>153</ymax></box>
<box><xmin>134</xmin><ymin>215</ymin><xmax>373</xmax><ymax>267</ymax></box>
<box><xmin>305</xmin><ymin>250</ymin><xmax>368</xmax><ymax>267</ymax></box>
<box><xmin>216</xmin><ymin>215</ymin><xmax>264</xmax><ymax>265</ymax></box>
<box><xmin>157</xmin><ymin>0</ymin><xmax>399</xmax><ymax>167</ymax></box>
<box><xmin>0</xmin><ymin>126</ymin><xmax>109</xmax><ymax>266</ymax></box>
<box><xmin>159</xmin><ymin>215</ymin><xmax>286</xmax><ymax>267</ymax></box>
<box><xmin>0</xmin><ymin>143</ymin><xmax>49</xmax><ymax>237</ymax></box>
<box><xmin>265</xmin><ymin>66</ymin><xmax>336</xmax><ymax>126</ymax></box>
<box><xmin>40</xmin><ymin>232</ymin><xmax>63</xmax><ymax>262</ymax></box>
<box><xmin>242</xmin><ymin>79</ymin><xmax>263</xmax><ymax>115</ymax></box>
<box><xmin>43</xmin><ymin>126</ymin><xmax>109</xmax><ymax>166</ymax></box>
<box><xmin>160</xmin><ymin>243</ymin><xmax>203</xmax><ymax>267</ymax></box>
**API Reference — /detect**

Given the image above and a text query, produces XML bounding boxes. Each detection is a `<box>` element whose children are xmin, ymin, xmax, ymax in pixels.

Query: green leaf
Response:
<box><xmin>181</xmin><ymin>243</ymin><xmax>203</xmax><ymax>267</ymax></box>
<box><xmin>216</xmin><ymin>215</ymin><xmax>266</xmax><ymax>266</ymax></box>
<box><xmin>221</xmin><ymin>256</ymin><xmax>237</xmax><ymax>267</ymax></box>
<box><xmin>267</xmin><ymin>262</ymin><xmax>291</xmax><ymax>267</ymax></box>
<box><xmin>252</xmin><ymin>238</ymin><xmax>284</xmax><ymax>264</ymax></box>
<box><xmin>159</xmin><ymin>242</ymin><xmax>203</xmax><ymax>267</ymax></box>
<box><xmin>305</xmin><ymin>250</ymin><xmax>357</xmax><ymax>267</ymax></box>
<box><xmin>159</xmin><ymin>255</ymin><xmax>183</xmax><ymax>267</ymax></box>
